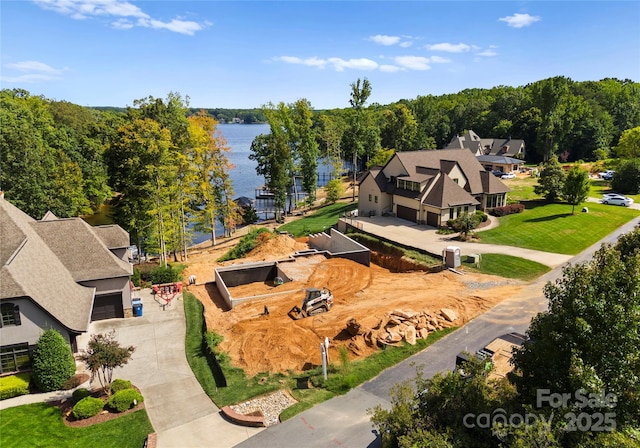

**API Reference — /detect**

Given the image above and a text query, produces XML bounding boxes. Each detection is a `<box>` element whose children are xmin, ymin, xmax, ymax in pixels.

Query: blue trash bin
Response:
<box><xmin>132</xmin><ymin>299</ymin><xmax>143</xmax><ymax>317</ymax></box>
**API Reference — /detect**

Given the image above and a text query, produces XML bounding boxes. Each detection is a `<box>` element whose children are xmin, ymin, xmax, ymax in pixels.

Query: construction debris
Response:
<box><xmin>345</xmin><ymin>308</ymin><xmax>459</xmax><ymax>348</ymax></box>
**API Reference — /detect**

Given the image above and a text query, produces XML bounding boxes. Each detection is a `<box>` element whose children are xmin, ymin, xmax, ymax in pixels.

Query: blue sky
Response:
<box><xmin>1</xmin><ymin>1</ymin><xmax>639</xmax><ymax>109</ymax></box>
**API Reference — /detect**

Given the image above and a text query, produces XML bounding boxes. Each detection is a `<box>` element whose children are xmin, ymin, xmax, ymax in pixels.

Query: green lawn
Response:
<box><xmin>463</xmin><ymin>253</ymin><xmax>550</xmax><ymax>281</ymax></box>
<box><xmin>479</xmin><ymin>201</ymin><xmax>639</xmax><ymax>255</ymax></box>
<box><xmin>502</xmin><ymin>175</ymin><xmax>540</xmax><ymax>201</ymax></box>
<box><xmin>0</xmin><ymin>403</ymin><xmax>153</xmax><ymax>448</ymax></box>
<box><xmin>276</xmin><ymin>201</ymin><xmax>357</xmax><ymax>237</ymax></box>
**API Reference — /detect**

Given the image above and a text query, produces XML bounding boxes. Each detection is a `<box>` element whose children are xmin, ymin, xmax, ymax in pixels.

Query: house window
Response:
<box><xmin>368</xmin><ymin>194</ymin><xmax>372</xmax><ymax>202</ymax></box>
<box><xmin>456</xmin><ymin>207</ymin><xmax>462</xmax><ymax>217</ymax></box>
<box><xmin>464</xmin><ymin>206</ymin><xmax>469</xmax><ymax>213</ymax></box>
<box><xmin>449</xmin><ymin>208</ymin><xmax>454</xmax><ymax>220</ymax></box>
<box><xmin>453</xmin><ymin>178</ymin><xmax>459</xmax><ymax>184</ymax></box>
<box><xmin>0</xmin><ymin>343</ymin><xmax>30</xmax><ymax>374</ymax></box>
<box><xmin>374</xmin><ymin>196</ymin><xmax>378</xmax><ymax>204</ymax></box>
<box><xmin>1</xmin><ymin>303</ymin><xmax>21</xmax><ymax>327</ymax></box>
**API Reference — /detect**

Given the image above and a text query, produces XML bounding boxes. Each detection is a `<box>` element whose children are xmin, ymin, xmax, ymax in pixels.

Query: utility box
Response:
<box><xmin>445</xmin><ymin>246</ymin><xmax>461</xmax><ymax>268</ymax></box>
<box><xmin>132</xmin><ymin>299</ymin><xmax>143</xmax><ymax>317</ymax></box>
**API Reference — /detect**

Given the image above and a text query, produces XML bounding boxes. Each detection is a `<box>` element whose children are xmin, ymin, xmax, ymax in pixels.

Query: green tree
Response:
<box><xmin>291</xmin><ymin>99</ymin><xmax>319</xmax><ymax>207</ymax></box>
<box><xmin>324</xmin><ymin>178</ymin><xmax>344</xmax><ymax>204</ymax></box>
<box><xmin>31</xmin><ymin>329</ymin><xmax>76</xmax><ymax>392</ymax></box>
<box><xmin>562</xmin><ymin>165</ymin><xmax>590</xmax><ymax>214</ymax></box>
<box><xmin>610</xmin><ymin>158</ymin><xmax>640</xmax><ymax>194</ymax></box>
<box><xmin>318</xmin><ymin>113</ymin><xmax>346</xmax><ymax>178</ymax></box>
<box><xmin>348</xmin><ymin>78</ymin><xmax>373</xmax><ymax>201</ymax></box>
<box><xmin>614</xmin><ymin>127</ymin><xmax>640</xmax><ymax>159</ymax></box>
<box><xmin>511</xmin><ymin>231</ymin><xmax>640</xmax><ymax>430</ymax></box>
<box><xmin>78</xmin><ymin>331</ymin><xmax>135</xmax><ymax>396</ymax></box>
<box><xmin>534</xmin><ymin>155</ymin><xmax>566</xmax><ymax>202</ymax></box>
<box><xmin>367</xmin><ymin>148</ymin><xmax>395</xmax><ymax>169</ymax></box>
<box><xmin>187</xmin><ymin>112</ymin><xmax>236</xmax><ymax>245</ymax></box>
<box><xmin>249</xmin><ymin>103</ymin><xmax>293</xmax><ymax>222</ymax></box>
<box><xmin>450</xmin><ymin>212</ymin><xmax>481</xmax><ymax>239</ymax></box>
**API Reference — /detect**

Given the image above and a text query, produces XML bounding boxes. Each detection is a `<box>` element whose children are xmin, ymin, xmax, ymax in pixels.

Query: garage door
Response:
<box><xmin>396</xmin><ymin>205</ymin><xmax>417</xmax><ymax>223</ymax></box>
<box><xmin>91</xmin><ymin>294</ymin><xmax>124</xmax><ymax>321</ymax></box>
<box><xmin>426</xmin><ymin>211</ymin><xmax>440</xmax><ymax>227</ymax></box>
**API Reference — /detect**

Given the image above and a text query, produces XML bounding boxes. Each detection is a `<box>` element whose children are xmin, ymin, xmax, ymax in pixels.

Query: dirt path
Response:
<box><xmin>184</xmin><ymin>234</ymin><xmax>523</xmax><ymax>376</ymax></box>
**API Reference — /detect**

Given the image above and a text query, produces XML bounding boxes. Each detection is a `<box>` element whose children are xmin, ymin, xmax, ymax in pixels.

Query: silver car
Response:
<box><xmin>602</xmin><ymin>194</ymin><xmax>634</xmax><ymax>206</ymax></box>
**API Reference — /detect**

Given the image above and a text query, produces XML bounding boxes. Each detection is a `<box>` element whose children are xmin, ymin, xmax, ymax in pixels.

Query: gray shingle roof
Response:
<box><xmin>477</xmin><ymin>155</ymin><xmax>523</xmax><ymax>165</ymax></box>
<box><xmin>480</xmin><ymin>171</ymin><xmax>511</xmax><ymax>194</ymax></box>
<box><xmin>1</xmin><ymin>198</ymin><xmax>95</xmax><ymax>332</ymax></box>
<box><xmin>424</xmin><ymin>174</ymin><xmax>479</xmax><ymax>208</ymax></box>
<box><xmin>34</xmin><ymin>219</ymin><xmax>132</xmax><ymax>282</ymax></box>
<box><xmin>92</xmin><ymin>225</ymin><xmax>131</xmax><ymax>249</ymax></box>
<box><xmin>445</xmin><ymin>130</ymin><xmax>525</xmax><ymax>157</ymax></box>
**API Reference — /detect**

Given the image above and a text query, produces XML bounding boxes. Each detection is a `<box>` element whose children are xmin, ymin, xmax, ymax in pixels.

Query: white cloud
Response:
<box><xmin>429</xmin><ymin>55</ymin><xmax>451</xmax><ymax>64</ymax></box>
<box><xmin>327</xmin><ymin>58</ymin><xmax>378</xmax><ymax>72</ymax></box>
<box><xmin>426</xmin><ymin>42</ymin><xmax>472</xmax><ymax>53</ymax></box>
<box><xmin>275</xmin><ymin>56</ymin><xmax>327</xmax><ymax>68</ymax></box>
<box><xmin>369</xmin><ymin>34</ymin><xmax>401</xmax><ymax>46</ymax></box>
<box><xmin>394</xmin><ymin>56</ymin><xmax>431</xmax><ymax>71</ymax></box>
<box><xmin>476</xmin><ymin>50</ymin><xmax>497</xmax><ymax>57</ymax></box>
<box><xmin>6</xmin><ymin>60</ymin><xmax>65</xmax><ymax>74</ymax></box>
<box><xmin>498</xmin><ymin>13</ymin><xmax>541</xmax><ymax>28</ymax></box>
<box><xmin>399</xmin><ymin>41</ymin><xmax>413</xmax><ymax>48</ymax></box>
<box><xmin>33</xmin><ymin>0</ymin><xmax>205</xmax><ymax>35</ymax></box>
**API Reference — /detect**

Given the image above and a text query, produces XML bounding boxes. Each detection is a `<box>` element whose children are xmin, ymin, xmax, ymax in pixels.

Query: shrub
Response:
<box><xmin>611</xmin><ymin>158</ymin><xmax>640</xmax><ymax>194</ymax></box>
<box><xmin>31</xmin><ymin>329</ymin><xmax>76</xmax><ymax>392</ymax></box>
<box><xmin>489</xmin><ymin>203</ymin><xmax>525</xmax><ymax>217</ymax></box>
<box><xmin>324</xmin><ymin>179</ymin><xmax>344</xmax><ymax>204</ymax></box>
<box><xmin>110</xmin><ymin>379</ymin><xmax>132</xmax><ymax>394</ymax></box>
<box><xmin>107</xmin><ymin>388</ymin><xmax>144</xmax><ymax>413</ymax></box>
<box><xmin>71</xmin><ymin>388</ymin><xmax>91</xmax><ymax>403</ymax></box>
<box><xmin>150</xmin><ymin>265</ymin><xmax>180</xmax><ymax>284</ymax></box>
<box><xmin>475</xmin><ymin>210</ymin><xmax>488</xmax><ymax>222</ymax></box>
<box><xmin>131</xmin><ymin>268</ymin><xmax>141</xmax><ymax>287</ymax></box>
<box><xmin>0</xmin><ymin>373</ymin><xmax>30</xmax><ymax>400</ymax></box>
<box><xmin>217</xmin><ymin>227</ymin><xmax>272</xmax><ymax>261</ymax></box>
<box><xmin>72</xmin><ymin>396</ymin><xmax>104</xmax><ymax>420</ymax></box>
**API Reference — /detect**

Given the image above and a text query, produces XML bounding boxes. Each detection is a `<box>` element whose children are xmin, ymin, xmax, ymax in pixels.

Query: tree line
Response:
<box><xmin>2</xmin><ymin>76</ymin><xmax>638</xmax><ymax>255</ymax></box>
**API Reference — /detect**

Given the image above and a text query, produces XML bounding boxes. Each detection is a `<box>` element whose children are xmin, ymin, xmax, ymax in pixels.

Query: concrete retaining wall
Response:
<box><xmin>308</xmin><ymin>228</ymin><xmax>370</xmax><ymax>267</ymax></box>
<box><xmin>215</xmin><ymin>261</ymin><xmax>292</xmax><ymax>309</ymax></box>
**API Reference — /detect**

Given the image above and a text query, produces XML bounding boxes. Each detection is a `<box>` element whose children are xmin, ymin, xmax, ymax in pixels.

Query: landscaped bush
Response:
<box><xmin>31</xmin><ymin>329</ymin><xmax>76</xmax><ymax>392</ymax></box>
<box><xmin>71</xmin><ymin>388</ymin><xmax>91</xmax><ymax>403</ymax></box>
<box><xmin>110</xmin><ymin>379</ymin><xmax>132</xmax><ymax>394</ymax></box>
<box><xmin>107</xmin><ymin>388</ymin><xmax>144</xmax><ymax>413</ymax></box>
<box><xmin>475</xmin><ymin>210</ymin><xmax>488</xmax><ymax>222</ymax></box>
<box><xmin>72</xmin><ymin>396</ymin><xmax>104</xmax><ymax>420</ymax></box>
<box><xmin>489</xmin><ymin>203</ymin><xmax>525</xmax><ymax>217</ymax></box>
<box><xmin>0</xmin><ymin>373</ymin><xmax>30</xmax><ymax>400</ymax></box>
<box><xmin>150</xmin><ymin>264</ymin><xmax>180</xmax><ymax>284</ymax></box>
<box><xmin>131</xmin><ymin>268</ymin><xmax>141</xmax><ymax>287</ymax></box>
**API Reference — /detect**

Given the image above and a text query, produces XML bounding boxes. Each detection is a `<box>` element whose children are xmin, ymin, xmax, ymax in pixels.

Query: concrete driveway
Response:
<box><xmin>76</xmin><ymin>288</ymin><xmax>263</xmax><ymax>448</ymax></box>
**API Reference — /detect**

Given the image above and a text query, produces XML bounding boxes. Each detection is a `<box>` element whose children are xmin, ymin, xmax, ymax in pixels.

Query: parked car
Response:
<box><xmin>602</xmin><ymin>194</ymin><xmax>634</xmax><ymax>206</ymax></box>
<box><xmin>491</xmin><ymin>170</ymin><xmax>503</xmax><ymax>177</ymax></box>
<box><xmin>598</xmin><ymin>170</ymin><xmax>615</xmax><ymax>180</ymax></box>
<box><xmin>501</xmin><ymin>173</ymin><xmax>516</xmax><ymax>180</ymax></box>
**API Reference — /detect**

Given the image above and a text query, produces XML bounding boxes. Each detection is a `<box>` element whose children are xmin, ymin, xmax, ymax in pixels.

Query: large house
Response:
<box><xmin>358</xmin><ymin>149</ymin><xmax>509</xmax><ymax>227</ymax></box>
<box><xmin>1</xmin><ymin>194</ymin><xmax>133</xmax><ymax>374</ymax></box>
<box><xmin>445</xmin><ymin>130</ymin><xmax>526</xmax><ymax>159</ymax></box>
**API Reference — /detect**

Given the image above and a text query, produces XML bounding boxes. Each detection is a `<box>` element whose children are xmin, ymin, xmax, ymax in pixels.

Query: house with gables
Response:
<box><xmin>445</xmin><ymin>130</ymin><xmax>526</xmax><ymax>160</ymax></box>
<box><xmin>0</xmin><ymin>194</ymin><xmax>133</xmax><ymax>374</ymax></box>
<box><xmin>358</xmin><ymin>149</ymin><xmax>509</xmax><ymax>227</ymax></box>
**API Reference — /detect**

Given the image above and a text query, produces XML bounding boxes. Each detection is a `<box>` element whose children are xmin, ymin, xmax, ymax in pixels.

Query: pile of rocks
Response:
<box><xmin>230</xmin><ymin>390</ymin><xmax>297</xmax><ymax>426</ymax></box>
<box><xmin>346</xmin><ymin>308</ymin><xmax>459</xmax><ymax>348</ymax></box>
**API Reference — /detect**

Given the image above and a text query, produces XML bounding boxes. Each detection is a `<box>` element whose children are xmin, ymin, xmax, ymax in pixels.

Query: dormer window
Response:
<box><xmin>1</xmin><ymin>303</ymin><xmax>21</xmax><ymax>327</ymax></box>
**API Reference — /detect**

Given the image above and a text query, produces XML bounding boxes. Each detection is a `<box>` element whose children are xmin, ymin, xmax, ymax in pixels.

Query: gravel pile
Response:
<box><xmin>230</xmin><ymin>390</ymin><xmax>297</xmax><ymax>426</ymax></box>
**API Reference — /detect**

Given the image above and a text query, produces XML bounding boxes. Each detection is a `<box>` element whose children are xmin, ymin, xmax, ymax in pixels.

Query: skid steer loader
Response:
<box><xmin>288</xmin><ymin>287</ymin><xmax>334</xmax><ymax>320</ymax></box>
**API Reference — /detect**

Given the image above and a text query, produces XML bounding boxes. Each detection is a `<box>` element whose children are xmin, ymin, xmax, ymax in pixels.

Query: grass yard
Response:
<box><xmin>0</xmin><ymin>403</ymin><xmax>152</xmax><ymax>448</ymax></box>
<box><xmin>590</xmin><ymin>179</ymin><xmax>640</xmax><ymax>202</ymax></box>
<box><xmin>502</xmin><ymin>175</ymin><xmax>540</xmax><ymax>201</ymax></box>
<box><xmin>463</xmin><ymin>253</ymin><xmax>550</xmax><ymax>281</ymax></box>
<box><xmin>478</xmin><ymin>201</ymin><xmax>639</xmax><ymax>255</ymax></box>
<box><xmin>276</xmin><ymin>201</ymin><xmax>357</xmax><ymax>237</ymax></box>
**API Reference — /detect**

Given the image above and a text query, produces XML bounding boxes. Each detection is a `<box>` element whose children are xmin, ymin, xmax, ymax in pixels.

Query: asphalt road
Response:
<box><xmin>235</xmin><ymin>215</ymin><xmax>640</xmax><ymax>448</ymax></box>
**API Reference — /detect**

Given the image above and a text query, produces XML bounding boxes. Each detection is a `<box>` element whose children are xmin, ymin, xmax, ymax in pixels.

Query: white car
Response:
<box><xmin>602</xmin><ymin>194</ymin><xmax>634</xmax><ymax>206</ymax></box>
<box><xmin>500</xmin><ymin>173</ymin><xmax>516</xmax><ymax>179</ymax></box>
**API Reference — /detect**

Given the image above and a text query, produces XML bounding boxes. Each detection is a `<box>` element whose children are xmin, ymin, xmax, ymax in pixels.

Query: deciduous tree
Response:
<box><xmin>79</xmin><ymin>331</ymin><xmax>135</xmax><ymax>396</ymax></box>
<box><xmin>534</xmin><ymin>155</ymin><xmax>565</xmax><ymax>202</ymax></box>
<box><xmin>562</xmin><ymin>165</ymin><xmax>590</xmax><ymax>214</ymax></box>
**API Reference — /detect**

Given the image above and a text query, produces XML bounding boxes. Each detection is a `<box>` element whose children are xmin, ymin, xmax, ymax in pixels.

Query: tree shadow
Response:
<box><xmin>524</xmin><ymin>213</ymin><xmax>573</xmax><ymax>223</ymax></box>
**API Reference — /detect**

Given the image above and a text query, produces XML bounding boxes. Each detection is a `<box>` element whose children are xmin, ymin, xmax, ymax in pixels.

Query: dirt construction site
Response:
<box><xmin>184</xmin><ymin>233</ymin><xmax>524</xmax><ymax>377</ymax></box>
